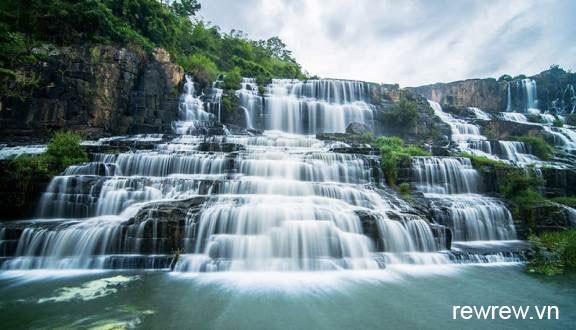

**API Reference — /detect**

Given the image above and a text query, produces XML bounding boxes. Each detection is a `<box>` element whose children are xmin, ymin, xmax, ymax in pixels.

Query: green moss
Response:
<box><xmin>550</xmin><ymin>196</ymin><xmax>576</xmax><ymax>208</ymax></box>
<box><xmin>455</xmin><ymin>152</ymin><xmax>512</xmax><ymax>169</ymax></box>
<box><xmin>515</xmin><ymin>136</ymin><xmax>554</xmax><ymax>160</ymax></box>
<box><xmin>375</xmin><ymin>136</ymin><xmax>430</xmax><ymax>186</ymax></box>
<box><xmin>527</xmin><ymin>230</ymin><xmax>576</xmax><ymax>275</ymax></box>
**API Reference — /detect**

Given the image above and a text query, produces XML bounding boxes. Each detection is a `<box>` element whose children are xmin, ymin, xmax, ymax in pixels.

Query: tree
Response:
<box><xmin>171</xmin><ymin>0</ymin><xmax>201</xmax><ymax>18</ymax></box>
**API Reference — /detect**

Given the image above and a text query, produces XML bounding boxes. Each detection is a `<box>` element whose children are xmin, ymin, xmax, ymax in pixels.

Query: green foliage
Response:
<box><xmin>375</xmin><ymin>136</ymin><xmax>430</xmax><ymax>186</ymax></box>
<box><xmin>527</xmin><ymin>230</ymin><xmax>576</xmax><ymax>275</ymax></box>
<box><xmin>515</xmin><ymin>136</ymin><xmax>554</xmax><ymax>160</ymax></box>
<box><xmin>550</xmin><ymin>196</ymin><xmax>576</xmax><ymax>208</ymax></box>
<box><xmin>499</xmin><ymin>170</ymin><xmax>546</xmax><ymax>207</ymax></box>
<box><xmin>180</xmin><ymin>53</ymin><xmax>218</xmax><ymax>85</ymax></box>
<box><xmin>383</xmin><ymin>99</ymin><xmax>419</xmax><ymax>129</ymax></box>
<box><xmin>0</xmin><ymin>0</ymin><xmax>306</xmax><ymax>93</ymax></box>
<box><xmin>223</xmin><ymin>67</ymin><xmax>242</xmax><ymax>90</ymax></box>
<box><xmin>398</xmin><ymin>182</ymin><xmax>411</xmax><ymax>197</ymax></box>
<box><xmin>45</xmin><ymin>131</ymin><xmax>88</xmax><ymax>167</ymax></box>
<box><xmin>553</xmin><ymin>118</ymin><xmax>564</xmax><ymax>128</ymax></box>
<box><xmin>6</xmin><ymin>131</ymin><xmax>87</xmax><ymax>210</ymax></box>
<box><xmin>456</xmin><ymin>152</ymin><xmax>511</xmax><ymax>169</ymax></box>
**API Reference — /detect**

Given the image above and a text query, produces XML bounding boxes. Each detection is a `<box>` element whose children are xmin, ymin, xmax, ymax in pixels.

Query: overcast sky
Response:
<box><xmin>200</xmin><ymin>0</ymin><xmax>576</xmax><ymax>87</ymax></box>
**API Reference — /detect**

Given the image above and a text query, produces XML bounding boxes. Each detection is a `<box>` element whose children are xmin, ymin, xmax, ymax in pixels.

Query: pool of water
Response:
<box><xmin>0</xmin><ymin>265</ymin><xmax>574</xmax><ymax>329</ymax></box>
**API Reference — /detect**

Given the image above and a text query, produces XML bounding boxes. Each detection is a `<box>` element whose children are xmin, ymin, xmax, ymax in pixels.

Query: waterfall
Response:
<box><xmin>0</xmin><ymin>78</ymin><xmax>527</xmax><ymax>272</ymax></box>
<box><xmin>500</xmin><ymin>112</ymin><xmax>528</xmax><ymax>123</ymax></box>
<box><xmin>207</xmin><ymin>82</ymin><xmax>223</xmax><ymax>122</ymax></box>
<box><xmin>522</xmin><ymin>79</ymin><xmax>539</xmax><ymax>113</ymax></box>
<box><xmin>506</xmin><ymin>82</ymin><xmax>512</xmax><ymax>112</ymax></box>
<box><xmin>235</xmin><ymin>78</ymin><xmax>261</xmax><ymax>129</ymax></box>
<box><xmin>412</xmin><ymin>157</ymin><xmax>517</xmax><ymax>242</ymax></box>
<box><xmin>173</xmin><ymin>75</ymin><xmax>213</xmax><ymax>134</ymax></box>
<box><xmin>468</xmin><ymin>107</ymin><xmax>491</xmax><ymax>120</ymax></box>
<box><xmin>264</xmin><ymin>79</ymin><xmax>375</xmax><ymax>134</ymax></box>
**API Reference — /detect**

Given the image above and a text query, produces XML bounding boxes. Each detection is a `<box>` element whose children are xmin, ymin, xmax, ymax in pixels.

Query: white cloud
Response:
<box><xmin>200</xmin><ymin>0</ymin><xmax>576</xmax><ymax>86</ymax></box>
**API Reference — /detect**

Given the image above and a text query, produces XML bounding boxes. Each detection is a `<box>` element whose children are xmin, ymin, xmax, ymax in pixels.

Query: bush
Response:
<box><xmin>181</xmin><ymin>53</ymin><xmax>219</xmax><ymax>85</ymax></box>
<box><xmin>527</xmin><ymin>230</ymin><xmax>576</xmax><ymax>275</ymax></box>
<box><xmin>398</xmin><ymin>182</ymin><xmax>411</xmax><ymax>197</ymax></box>
<box><xmin>46</xmin><ymin>132</ymin><xmax>88</xmax><ymax>167</ymax></box>
<box><xmin>223</xmin><ymin>67</ymin><xmax>242</xmax><ymax>90</ymax></box>
<box><xmin>375</xmin><ymin>136</ymin><xmax>429</xmax><ymax>186</ymax></box>
<box><xmin>553</xmin><ymin>118</ymin><xmax>564</xmax><ymax>128</ymax></box>
<box><xmin>515</xmin><ymin>136</ymin><xmax>554</xmax><ymax>160</ymax></box>
<box><xmin>383</xmin><ymin>99</ymin><xmax>419</xmax><ymax>129</ymax></box>
<box><xmin>499</xmin><ymin>170</ymin><xmax>546</xmax><ymax>207</ymax></box>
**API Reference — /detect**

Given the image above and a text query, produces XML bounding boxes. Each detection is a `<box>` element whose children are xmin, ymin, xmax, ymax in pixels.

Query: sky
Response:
<box><xmin>199</xmin><ymin>0</ymin><xmax>576</xmax><ymax>87</ymax></box>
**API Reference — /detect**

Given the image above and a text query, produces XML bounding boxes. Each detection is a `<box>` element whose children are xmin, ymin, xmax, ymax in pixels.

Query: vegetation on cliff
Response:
<box><xmin>528</xmin><ymin>230</ymin><xmax>576</xmax><ymax>275</ymax></box>
<box><xmin>375</xmin><ymin>136</ymin><xmax>429</xmax><ymax>186</ymax></box>
<box><xmin>0</xmin><ymin>0</ymin><xmax>305</xmax><ymax>100</ymax></box>
<box><xmin>0</xmin><ymin>132</ymin><xmax>87</xmax><ymax>218</ymax></box>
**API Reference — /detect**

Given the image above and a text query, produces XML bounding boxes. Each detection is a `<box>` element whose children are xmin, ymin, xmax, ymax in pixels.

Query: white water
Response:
<box><xmin>412</xmin><ymin>157</ymin><xmax>517</xmax><ymax>242</ymax></box>
<box><xmin>173</xmin><ymin>76</ymin><xmax>213</xmax><ymax>134</ymax></box>
<box><xmin>0</xmin><ymin>78</ymin><xmax>526</xmax><ymax>272</ymax></box>
<box><xmin>246</xmin><ymin>79</ymin><xmax>374</xmax><ymax>134</ymax></box>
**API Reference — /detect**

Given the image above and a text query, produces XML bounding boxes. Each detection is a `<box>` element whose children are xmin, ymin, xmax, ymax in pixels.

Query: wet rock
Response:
<box><xmin>125</xmin><ymin>197</ymin><xmax>206</xmax><ymax>254</ymax></box>
<box><xmin>346</xmin><ymin>122</ymin><xmax>371</xmax><ymax>135</ymax></box>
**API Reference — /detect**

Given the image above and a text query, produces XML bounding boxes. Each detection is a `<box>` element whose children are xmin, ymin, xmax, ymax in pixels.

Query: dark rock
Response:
<box><xmin>0</xmin><ymin>45</ymin><xmax>184</xmax><ymax>138</ymax></box>
<box><xmin>346</xmin><ymin>122</ymin><xmax>371</xmax><ymax>135</ymax></box>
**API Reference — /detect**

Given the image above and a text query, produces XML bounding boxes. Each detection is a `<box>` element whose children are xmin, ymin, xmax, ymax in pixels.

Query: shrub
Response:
<box><xmin>527</xmin><ymin>230</ymin><xmax>576</xmax><ymax>275</ymax></box>
<box><xmin>223</xmin><ymin>67</ymin><xmax>242</xmax><ymax>90</ymax></box>
<box><xmin>398</xmin><ymin>182</ymin><xmax>411</xmax><ymax>197</ymax></box>
<box><xmin>553</xmin><ymin>118</ymin><xmax>564</xmax><ymax>127</ymax></box>
<box><xmin>181</xmin><ymin>53</ymin><xmax>219</xmax><ymax>85</ymax></box>
<box><xmin>375</xmin><ymin>136</ymin><xmax>429</xmax><ymax>186</ymax></box>
<box><xmin>383</xmin><ymin>99</ymin><xmax>419</xmax><ymax>129</ymax></box>
<box><xmin>46</xmin><ymin>132</ymin><xmax>88</xmax><ymax>167</ymax></box>
<box><xmin>499</xmin><ymin>170</ymin><xmax>545</xmax><ymax>207</ymax></box>
<box><xmin>515</xmin><ymin>136</ymin><xmax>554</xmax><ymax>160</ymax></box>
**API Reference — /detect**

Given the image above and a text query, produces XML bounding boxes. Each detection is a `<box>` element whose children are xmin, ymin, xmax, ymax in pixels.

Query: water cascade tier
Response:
<box><xmin>0</xmin><ymin>78</ymin><xmax>528</xmax><ymax>272</ymax></box>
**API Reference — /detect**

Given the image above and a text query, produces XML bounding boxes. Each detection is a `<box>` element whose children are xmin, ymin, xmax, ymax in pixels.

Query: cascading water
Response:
<box><xmin>412</xmin><ymin>156</ymin><xmax>517</xmax><ymax>243</ymax></box>
<box><xmin>173</xmin><ymin>75</ymin><xmax>213</xmax><ymax>134</ymax></box>
<box><xmin>430</xmin><ymin>100</ymin><xmax>539</xmax><ymax>164</ymax></box>
<box><xmin>2</xmin><ymin>78</ymin><xmax>471</xmax><ymax>272</ymax></box>
<box><xmin>235</xmin><ymin>78</ymin><xmax>261</xmax><ymax>129</ymax></box>
<box><xmin>238</xmin><ymin>79</ymin><xmax>376</xmax><ymax>134</ymax></box>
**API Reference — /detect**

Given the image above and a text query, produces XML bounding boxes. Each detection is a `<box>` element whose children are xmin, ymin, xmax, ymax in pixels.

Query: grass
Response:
<box><xmin>455</xmin><ymin>152</ymin><xmax>512</xmax><ymax>169</ymax></box>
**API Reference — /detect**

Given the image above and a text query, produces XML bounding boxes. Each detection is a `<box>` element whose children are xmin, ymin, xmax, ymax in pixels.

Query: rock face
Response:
<box><xmin>0</xmin><ymin>45</ymin><xmax>184</xmax><ymax>140</ymax></box>
<box><xmin>411</xmin><ymin>68</ymin><xmax>576</xmax><ymax>114</ymax></box>
<box><xmin>410</xmin><ymin>79</ymin><xmax>506</xmax><ymax>112</ymax></box>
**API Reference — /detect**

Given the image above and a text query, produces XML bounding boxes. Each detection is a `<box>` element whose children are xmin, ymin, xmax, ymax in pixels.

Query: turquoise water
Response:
<box><xmin>0</xmin><ymin>265</ymin><xmax>574</xmax><ymax>329</ymax></box>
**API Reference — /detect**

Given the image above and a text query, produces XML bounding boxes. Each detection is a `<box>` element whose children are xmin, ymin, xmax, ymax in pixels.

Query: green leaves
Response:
<box><xmin>45</xmin><ymin>131</ymin><xmax>88</xmax><ymax>168</ymax></box>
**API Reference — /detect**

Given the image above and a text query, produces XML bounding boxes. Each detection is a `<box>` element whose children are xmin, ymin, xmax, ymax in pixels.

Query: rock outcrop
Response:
<box><xmin>410</xmin><ymin>78</ymin><xmax>506</xmax><ymax>112</ymax></box>
<box><xmin>0</xmin><ymin>45</ymin><xmax>184</xmax><ymax>141</ymax></box>
<box><xmin>410</xmin><ymin>67</ymin><xmax>576</xmax><ymax>114</ymax></box>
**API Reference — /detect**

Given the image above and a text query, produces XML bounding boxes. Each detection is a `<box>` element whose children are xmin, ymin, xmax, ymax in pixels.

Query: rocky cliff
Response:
<box><xmin>411</xmin><ymin>67</ymin><xmax>576</xmax><ymax>113</ymax></box>
<box><xmin>0</xmin><ymin>45</ymin><xmax>184</xmax><ymax>141</ymax></box>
